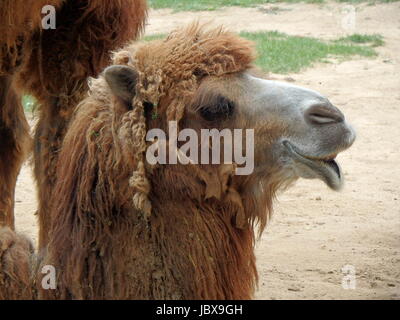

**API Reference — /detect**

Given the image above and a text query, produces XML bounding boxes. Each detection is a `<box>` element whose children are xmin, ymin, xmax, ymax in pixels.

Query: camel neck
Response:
<box><xmin>141</xmin><ymin>197</ymin><xmax>257</xmax><ymax>299</ymax></box>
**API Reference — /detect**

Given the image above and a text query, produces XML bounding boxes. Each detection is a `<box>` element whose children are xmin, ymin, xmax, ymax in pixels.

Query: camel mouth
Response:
<box><xmin>283</xmin><ymin>141</ymin><xmax>343</xmax><ymax>190</ymax></box>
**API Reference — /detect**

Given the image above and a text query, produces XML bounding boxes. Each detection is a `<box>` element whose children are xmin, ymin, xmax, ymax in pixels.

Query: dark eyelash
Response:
<box><xmin>199</xmin><ymin>96</ymin><xmax>235</xmax><ymax>122</ymax></box>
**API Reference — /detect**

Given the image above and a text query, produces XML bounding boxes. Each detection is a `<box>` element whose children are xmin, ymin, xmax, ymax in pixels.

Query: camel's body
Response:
<box><xmin>0</xmin><ymin>0</ymin><xmax>147</xmax><ymax>247</ymax></box>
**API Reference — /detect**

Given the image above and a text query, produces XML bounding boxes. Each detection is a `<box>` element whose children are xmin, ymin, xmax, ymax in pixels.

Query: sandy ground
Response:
<box><xmin>14</xmin><ymin>1</ymin><xmax>400</xmax><ymax>299</ymax></box>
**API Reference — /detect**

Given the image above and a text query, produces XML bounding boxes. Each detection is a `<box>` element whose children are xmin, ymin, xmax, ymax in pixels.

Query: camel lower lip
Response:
<box><xmin>283</xmin><ymin>141</ymin><xmax>343</xmax><ymax>190</ymax></box>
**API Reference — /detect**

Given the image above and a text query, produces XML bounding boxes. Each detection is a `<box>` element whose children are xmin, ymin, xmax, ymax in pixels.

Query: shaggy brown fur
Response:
<box><xmin>0</xmin><ymin>1</ymin><xmax>147</xmax><ymax>249</ymax></box>
<box><xmin>0</xmin><ymin>0</ymin><xmax>62</xmax><ymax>75</ymax></box>
<box><xmin>0</xmin><ymin>227</ymin><xmax>35</xmax><ymax>300</ymax></box>
<box><xmin>37</xmin><ymin>24</ymin><xmax>263</xmax><ymax>299</ymax></box>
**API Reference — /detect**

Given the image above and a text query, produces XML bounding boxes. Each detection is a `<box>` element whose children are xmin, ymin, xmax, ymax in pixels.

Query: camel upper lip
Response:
<box><xmin>283</xmin><ymin>140</ymin><xmax>343</xmax><ymax>190</ymax></box>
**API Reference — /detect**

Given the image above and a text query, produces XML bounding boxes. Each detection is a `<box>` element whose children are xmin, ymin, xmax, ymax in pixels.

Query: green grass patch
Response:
<box><xmin>240</xmin><ymin>31</ymin><xmax>377</xmax><ymax>73</ymax></box>
<box><xmin>336</xmin><ymin>33</ymin><xmax>384</xmax><ymax>47</ymax></box>
<box><xmin>149</xmin><ymin>0</ymin><xmax>399</xmax><ymax>11</ymax></box>
<box><xmin>22</xmin><ymin>95</ymin><xmax>36</xmax><ymax>113</ymax></box>
<box><xmin>143</xmin><ymin>34</ymin><xmax>167</xmax><ymax>41</ymax></box>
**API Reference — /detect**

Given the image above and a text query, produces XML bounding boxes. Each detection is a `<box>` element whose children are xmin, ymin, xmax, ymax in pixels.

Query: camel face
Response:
<box><xmin>106</xmin><ymin>64</ymin><xmax>355</xmax><ymax>190</ymax></box>
<box><xmin>186</xmin><ymin>72</ymin><xmax>356</xmax><ymax>190</ymax></box>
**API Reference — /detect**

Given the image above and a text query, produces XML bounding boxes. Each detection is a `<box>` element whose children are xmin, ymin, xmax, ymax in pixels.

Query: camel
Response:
<box><xmin>0</xmin><ymin>0</ymin><xmax>148</xmax><ymax>249</ymax></box>
<box><xmin>0</xmin><ymin>23</ymin><xmax>356</xmax><ymax>300</ymax></box>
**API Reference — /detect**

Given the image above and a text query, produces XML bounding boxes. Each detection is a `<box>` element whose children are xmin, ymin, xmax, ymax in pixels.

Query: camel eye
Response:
<box><xmin>199</xmin><ymin>96</ymin><xmax>235</xmax><ymax>122</ymax></box>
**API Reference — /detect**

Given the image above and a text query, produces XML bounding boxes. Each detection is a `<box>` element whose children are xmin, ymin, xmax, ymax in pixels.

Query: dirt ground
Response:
<box><xmin>14</xmin><ymin>1</ymin><xmax>400</xmax><ymax>299</ymax></box>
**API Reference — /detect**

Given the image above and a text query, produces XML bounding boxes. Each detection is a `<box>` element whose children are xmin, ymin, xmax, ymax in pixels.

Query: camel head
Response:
<box><xmin>171</xmin><ymin>72</ymin><xmax>355</xmax><ymax>191</ymax></box>
<box><xmin>101</xmin><ymin>23</ymin><xmax>355</xmax><ymax>228</ymax></box>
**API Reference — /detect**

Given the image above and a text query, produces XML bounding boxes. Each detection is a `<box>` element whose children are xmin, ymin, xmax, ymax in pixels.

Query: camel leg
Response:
<box><xmin>0</xmin><ymin>76</ymin><xmax>31</xmax><ymax>229</ymax></box>
<box><xmin>33</xmin><ymin>107</ymin><xmax>67</xmax><ymax>249</ymax></box>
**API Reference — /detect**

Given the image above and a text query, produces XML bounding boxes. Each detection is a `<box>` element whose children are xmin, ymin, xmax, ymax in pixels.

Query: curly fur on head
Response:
<box><xmin>113</xmin><ymin>22</ymin><xmax>256</xmax><ymax>121</ymax></box>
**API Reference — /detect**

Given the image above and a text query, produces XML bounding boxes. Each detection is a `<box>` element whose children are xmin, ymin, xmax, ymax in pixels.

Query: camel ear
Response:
<box><xmin>104</xmin><ymin>65</ymin><xmax>139</xmax><ymax>104</ymax></box>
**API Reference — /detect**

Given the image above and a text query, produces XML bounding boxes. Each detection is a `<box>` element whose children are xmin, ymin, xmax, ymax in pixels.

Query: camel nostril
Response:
<box><xmin>305</xmin><ymin>104</ymin><xmax>345</xmax><ymax>125</ymax></box>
